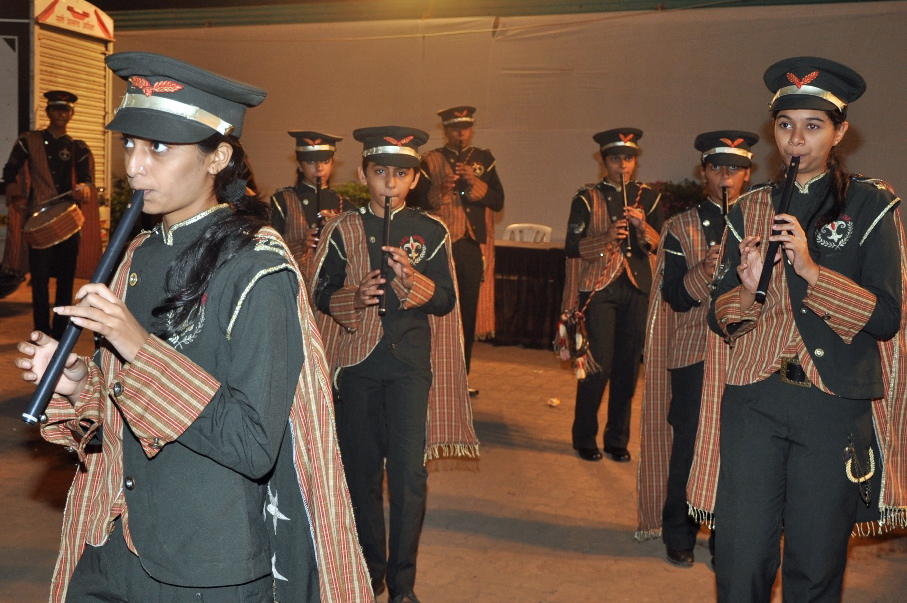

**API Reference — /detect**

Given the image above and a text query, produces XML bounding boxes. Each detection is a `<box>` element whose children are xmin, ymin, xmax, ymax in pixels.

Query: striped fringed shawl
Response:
<box><xmin>687</xmin><ymin>183</ymin><xmax>907</xmax><ymax>535</ymax></box>
<box><xmin>311</xmin><ymin>211</ymin><xmax>479</xmax><ymax>461</ymax></box>
<box><xmin>476</xmin><ymin>207</ymin><xmax>496</xmax><ymax>339</ymax></box>
<box><xmin>41</xmin><ymin>227</ymin><xmax>373</xmax><ymax>602</ymax></box>
<box><xmin>636</xmin><ymin>207</ymin><xmax>711</xmax><ymax>540</ymax></box>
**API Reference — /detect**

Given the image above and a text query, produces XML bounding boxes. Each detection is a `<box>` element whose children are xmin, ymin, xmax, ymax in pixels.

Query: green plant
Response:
<box><xmin>333</xmin><ymin>181</ymin><xmax>371</xmax><ymax>208</ymax></box>
<box><xmin>650</xmin><ymin>179</ymin><xmax>704</xmax><ymax>219</ymax></box>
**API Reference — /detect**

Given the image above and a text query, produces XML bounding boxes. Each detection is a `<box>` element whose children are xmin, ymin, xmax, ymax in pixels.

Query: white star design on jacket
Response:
<box><xmin>272</xmin><ymin>553</ymin><xmax>288</xmax><ymax>582</ymax></box>
<box><xmin>264</xmin><ymin>484</ymin><xmax>291</xmax><ymax>534</ymax></box>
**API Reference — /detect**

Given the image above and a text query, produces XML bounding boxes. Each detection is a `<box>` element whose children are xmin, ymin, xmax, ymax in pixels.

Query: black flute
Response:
<box><xmin>22</xmin><ymin>190</ymin><xmax>146</xmax><ymax>425</ymax></box>
<box><xmin>619</xmin><ymin>173</ymin><xmax>633</xmax><ymax>257</ymax></box>
<box><xmin>754</xmin><ymin>156</ymin><xmax>800</xmax><ymax>304</ymax></box>
<box><xmin>378</xmin><ymin>195</ymin><xmax>392</xmax><ymax>316</ymax></box>
<box><xmin>314</xmin><ymin>176</ymin><xmax>322</xmax><ymax>235</ymax></box>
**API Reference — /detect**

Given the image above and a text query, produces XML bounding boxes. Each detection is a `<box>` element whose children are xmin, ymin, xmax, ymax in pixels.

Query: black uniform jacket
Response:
<box><xmin>662</xmin><ymin>199</ymin><xmax>725</xmax><ymax>312</ymax></box>
<box><xmin>270</xmin><ymin>181</ymin><xmax>344</xmax><ymax>234</ymax></box>
<box><xmin>410</xmin><ymin>146</ymin><xmax>504</xmax><ymax>242</ymax></box>
<box><xmin>314</xmin><ymin>205</ymin><xmax>456</xmax><ymax>370</ymax></box>
<box><xmin>709</xmin><ymin>175</ymin><xmax>902</xmax><ymax>399</ymax></box>
<box><xmin>121</xmin><ymin>207</ymin><xmax>304</xmax><ymax>585</ymax></box>
<box><xmin>565</xmin><ymin>179</ymin><xmax>664</xmax><ymax>294</ymax></box>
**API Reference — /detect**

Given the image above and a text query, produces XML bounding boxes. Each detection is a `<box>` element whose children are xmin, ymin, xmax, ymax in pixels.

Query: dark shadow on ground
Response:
<box><xmin>473</xmin><ymin>415</ymin><xmax>570</xmax><ymax>455</ymax></box>
<box><xmin>425</xmin><ymin>504</ymin><xmax>641</xmax><ymax>557</ymax></box>
<box><xmin>0</xmin><ymin>300</ymin><xmax>31</xmax><ymax>318</ymax></box>
<box><xmin>1</xmin><ymin>396</ymin><xmax>74</xmax><ymax>511</ymax></box>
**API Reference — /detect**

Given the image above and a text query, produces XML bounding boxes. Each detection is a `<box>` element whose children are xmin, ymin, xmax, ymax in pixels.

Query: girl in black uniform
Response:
<box><xmin>708</xmin><ymin>57</ymin><xmax>902</xmax><ymax>602</ymax></box>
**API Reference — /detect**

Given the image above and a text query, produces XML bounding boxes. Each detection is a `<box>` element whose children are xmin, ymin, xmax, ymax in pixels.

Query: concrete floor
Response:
<box><xmin>1</xmin><ymin>279</ymin><xmax>906</xmax><ymax>602</ymax></box>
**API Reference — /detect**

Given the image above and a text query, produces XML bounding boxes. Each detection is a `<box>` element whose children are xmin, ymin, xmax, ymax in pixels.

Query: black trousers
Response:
<box><xmin>451</xmin><ymin>237</ymin><xmax>483</xmax><ymax>373</ymax></box>
<box><xmin>715</xmin><ymin>375</ymin><xmax>873</xmax><ymax>603</ymax></box>
<box><xmin>662</xmin><ymin>361</ymin><xmax>706</xmax><ymax>551</ymax></box>
<box><xmin>336</xmin><ymin>343</ymin><xmax>432</xmax><ymax>598</ymax></box>
<box><xmin>66</xmin><ymin>520</ymin><xmax>272</xmax><ymax>603</ymax></box>
<box><xmin>572</xmin><ymin>274</ymin><xmax>647</xmax><ymax>449</ymax></box>
<box><xmin>29</xmin><ymin>231</ymin><xmax>79</xmax><ymax>339</ymax></box>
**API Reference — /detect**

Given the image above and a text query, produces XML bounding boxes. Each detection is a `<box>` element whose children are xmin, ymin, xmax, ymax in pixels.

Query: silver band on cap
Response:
<box><xmin>116</xmin><ymin>93</ymin><xmax>235</xmax><ymax>136</ymax></box>
<box><xmin>363</xmin><ymin>145</ymin><xmax>421</xmax><ymax>159</ymax></box>
<box><xmin>442</xmin><ymin>117</ymin><xmax>474</xmax><ymax>126</ymax></box>
<box><xmin>295</xmin><ymin>144</ymin><xmax>335</xmax><ymax>153</ymax></box>
<box><xmin>47</xmin><ymin>101</ymin><xmax>74</xmax><ymax>107</ymax></box>
<box><xmin>770</xmin><ymin>84</ymin><xmax>847</xmax><ymax>112</ymax></box>
<box><xmin>702</xmin><ymin>147</ymin><xmax>753</xmax><ymax>161</ymax></box>
<box><xmin>600</xmin><ymin>140</ymin><xmax>640</xmax><ymax>152</ymax></box>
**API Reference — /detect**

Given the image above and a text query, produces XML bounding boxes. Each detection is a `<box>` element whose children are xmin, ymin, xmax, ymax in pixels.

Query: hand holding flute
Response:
<box><xmin>19</xmin><ymin>190</ymin><xmax>146</xmax><ymax>425</ymax></box>
<box><xmin>753</xmin><ymin>156</ymin><xmax>800</xmax><ymax>303</ymax></box>
<box><xmin>378</xmin><ymin>196</ymin><xmax>392</xmax><ymax>316</ymax></box>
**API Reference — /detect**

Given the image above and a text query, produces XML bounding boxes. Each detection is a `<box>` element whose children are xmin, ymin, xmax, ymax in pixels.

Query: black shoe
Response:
<box><xmin>603</xmin><ymin>446</ymin><xmax>631</xmax><ymax>462</ymax></box>
<box><xmin>666</xmin><ymin>546</ymin><xmax>695</xmax><ymax>568</ymax></box>
<box><xmin>468</xmin><ymin>387</ymin><xmax>479</xmax><ymax>397</ymax></box>
<box><xmin>392</xmin><ymin>592</ymin><xmax>421</xmax><ymax>603</ymax></box>
<box><xmin>575</xmin><ymin>446</ymin><xmax>602</xmax><ymax>461</ymax></box>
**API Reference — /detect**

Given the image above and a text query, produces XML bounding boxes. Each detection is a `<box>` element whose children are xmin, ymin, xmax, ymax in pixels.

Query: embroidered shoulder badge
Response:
<box><xmin>401</xmin><ymin>234</ymin><xmax>427</xmax><ymax>265</ymax></box>
<box><xmin>816</xmin><ymin>215</ymin><xmax>853</xmax><ymax>250</ymax></box>
<box><xmin>471</xmin><ymin>162</ymin><xmax>485</xmax><ymax>177</ymax></box>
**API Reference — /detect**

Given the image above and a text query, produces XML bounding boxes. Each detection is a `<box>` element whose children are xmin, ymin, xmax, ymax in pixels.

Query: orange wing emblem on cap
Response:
<box><xmin>786</xmin><ymin>71</ymin><xmax>819</xmax><ymax>89</ymax></box>
<box><xmin>454</xmin><ymin>110</ymin><xmax>468</xmax><ymax>117</ymax></box>
<box><xmin>384</xmin><ymin>135</ymin><xmax>414</xmax><ymax>146</ymax></box>
<box><xmin>129</xmin><ymin>76</ymin><xmax>185</xmax><ymax>97</ymax></box>
<box><xmin>619</xmin><ymin>133</ymin><xmax>635</xmax><ymax>143</ymax></box>
<box><xmin>303</xmin><ymin>138</ymin><xmax>322</xmax><ymax>146</ymax></box>
<box><xmin>720</xmin><ymin>138</ymin><xmax>745</xmax><ymax>147</ymax></box>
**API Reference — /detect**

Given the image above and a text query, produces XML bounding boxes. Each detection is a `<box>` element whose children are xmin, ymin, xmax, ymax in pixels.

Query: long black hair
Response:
<box><xmin>151</xmin><ymin>133</ymin><xmax>269</xmax><ymax>340</ymax></box>
<box><xmin>774</xmin><ymin>109</ymin><xmax>850</xmax><ymax>228</ymax></box>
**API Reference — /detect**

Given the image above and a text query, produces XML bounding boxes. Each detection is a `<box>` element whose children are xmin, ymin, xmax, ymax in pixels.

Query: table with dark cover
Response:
<box><xmin>493</xmin><ymin>239</ymin><xmax>565</xmax><ymax>349</ymax></box>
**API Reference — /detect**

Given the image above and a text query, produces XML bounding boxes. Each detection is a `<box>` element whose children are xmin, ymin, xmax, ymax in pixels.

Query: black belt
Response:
<box><xmin>778</xmin><ymin>356</ymin><xmax>811</xmax><ymax>388</ymax></box>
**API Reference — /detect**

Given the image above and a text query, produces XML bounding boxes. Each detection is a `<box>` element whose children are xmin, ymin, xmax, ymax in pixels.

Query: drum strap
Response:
<box><xmin>23</xmin><ymin>131</ymin><xmax>59</xmax><ymax>209</ymax></box>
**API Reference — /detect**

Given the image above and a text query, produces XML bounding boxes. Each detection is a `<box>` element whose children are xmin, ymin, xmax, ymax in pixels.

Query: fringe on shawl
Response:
<box><xmin>633</xmin><ymin>527</ymin><xmax>663</xmax><ymax>543</ymax></box>
<box><xmin>425</xmin><ymin>443</ymin><xmax>481</xmax><ymax>463</ymax></box>
<box><xmin>687</xmin><ymin>503</ymin><xmax>715</xmax><ymax>530</ymax></box>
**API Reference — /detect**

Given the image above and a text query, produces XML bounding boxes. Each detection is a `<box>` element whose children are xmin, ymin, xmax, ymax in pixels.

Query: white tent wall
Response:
<box><xmin>112</xmin><ymin>1</ymin><xmax>907</xmax><ymax>241</ymax></box>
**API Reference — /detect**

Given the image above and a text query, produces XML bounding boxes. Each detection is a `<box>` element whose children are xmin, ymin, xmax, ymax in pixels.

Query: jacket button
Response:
<box><xmin>702</xmin><ymin>219</ymin><xmax>711</xmax><ymax>227</ymax></box>
<box><xmin>814</xmin><ymin>348</ymin><xmax>825</xmax><ymax>358</ymax></box>
<box><xmin>151</xmin><ymin>438</ymin><xmax>163</xmax><ymax>450</ymax></box>
<box><xmin>128</xmin><ymin>272</ymin><xmax>138</xmax><ymax>286</ymax></box>
<box><xmin>302</xmin><ymin>198</ymin><xmax>309</xmax><ymax>205</ymax></box>
<box><xmin>112</xmin><ymin>382</ymin><xmax>124</xmax><ymax>397</ymax></box>
<box><xmin>800</xmin><ymin>307</ymin><xmax>808</xmax><ymax>315</ymax></box>
<box><xmin>823</xmin><ymin>312</ymin><xmax>831</xmax><ymax>320</ymax></box>
<box><xmin>124</xmin><ymin>476</ymin><xmax>135</xmax><ymax>491</ymax></box>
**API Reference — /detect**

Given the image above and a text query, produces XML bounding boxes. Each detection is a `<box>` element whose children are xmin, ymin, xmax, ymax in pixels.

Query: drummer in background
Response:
<box><xmin>1</xmin><ymin>91</ymin><xmax>94</xmax><ymax>337</ymax></box>
<box><xmin>270</xmin><ymin>131</ymin><xmax>345</xmax><ymax>283</ymax></box>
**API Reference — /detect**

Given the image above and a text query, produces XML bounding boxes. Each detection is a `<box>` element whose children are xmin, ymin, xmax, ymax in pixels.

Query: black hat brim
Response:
<box><xmin>770</xmin><ymin>94</ymin><xmax>840</xmax><ymax>113</ymax></box>
<box><xmin>602</xmin><ymin>146</ymin><xmax>639</xmax><ymax>157</ymax></box>
<box><xmin>106</xmin><ymin>108</ymin><xmax>221</xmax><ymax>144</ymax></box>
<box><xmin>703</xmin><ymin>154</ymin><xmax>751</xmax><ymax>168</ymax></box>
<box><xmin>296</xmin><ymin>150</ymin><xmax>335</xmax><ymax>162</ymax></box>
<box><xmin>365</xmin><ymin>153</ymin><xmax>420</xmax><ymax>169</ymax></box>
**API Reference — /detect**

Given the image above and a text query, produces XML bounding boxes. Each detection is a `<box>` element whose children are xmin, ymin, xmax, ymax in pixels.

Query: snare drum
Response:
<box><xmin>22</xmin><ymin>202</ymin><xmax>85</xmax><ymax>249</ymax></box>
